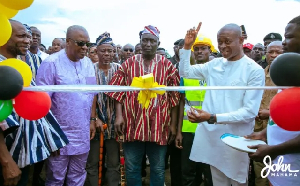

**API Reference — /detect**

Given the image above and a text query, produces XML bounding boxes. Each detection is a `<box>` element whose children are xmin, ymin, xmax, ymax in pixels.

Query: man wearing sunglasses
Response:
<box><xmin>120</xmin><ymin>44</ymin><xmax>135</xmax><ymax>64</ymax></box>
<box><xmin>36</xmin><ymin>25</ymin><xmax>97</xmax><ymax>186</ymax></box>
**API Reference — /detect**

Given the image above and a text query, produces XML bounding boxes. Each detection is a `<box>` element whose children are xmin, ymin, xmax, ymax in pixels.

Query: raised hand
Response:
<box><xmin>184</xmin><ymin>22</ymin><xmax>202</xmax><ymax>50</ymax></box>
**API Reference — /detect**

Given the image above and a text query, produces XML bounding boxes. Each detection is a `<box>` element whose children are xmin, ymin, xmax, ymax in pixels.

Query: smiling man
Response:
<box><xmin>179</xmin><ymin>23</ymin><xmax>265</xmax><ymax>186</ymax></box>
<box><xmin>107</xmin><ymin>25</ymin><xmax>180</xmax><ymax>186</ymax></box>
<box><xmin>36</xmin><ymin>25</ymin><xmax>97</xmax><ymax>186</ymax></box>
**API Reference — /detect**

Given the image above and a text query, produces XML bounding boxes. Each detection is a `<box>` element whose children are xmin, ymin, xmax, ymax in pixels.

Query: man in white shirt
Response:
<box><xmin>179</xmin><ymin>22</ymin><xmax>265</xmax><ymax>186</ymax></box>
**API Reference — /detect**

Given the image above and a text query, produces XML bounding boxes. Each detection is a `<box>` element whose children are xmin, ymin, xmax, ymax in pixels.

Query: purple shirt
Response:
<box><xmin>36</xmin><ymin>49</ymin><xmax>96</xmax><ymax>155</ymax></box>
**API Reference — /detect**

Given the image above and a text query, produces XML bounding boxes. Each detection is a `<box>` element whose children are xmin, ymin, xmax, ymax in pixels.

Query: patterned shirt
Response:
<box><xmin>107</xmin><ymin>54</ymin><xmax>180</xmax><ymax>145</ymax></box>
<box><xmin>0</xmin><ymin>54</ymin><xmax>68</xmax><ymax>168</ymax></box>
<box><xmin>18</xmin><ymin>51</ymin><xmax>43</xmax><ymax>80</ymax></box>
<box><xmin>25</xmin><ymin>51</ymin><xmax>42</xmax><ymax>80</ymax></box>
<box><xmin>0</xmin><ymin>55</ymin><xmax>19</xmax><ymax>135</ymax></box>
<box><xmin>94</xmin><ymin>62</ymin><xmax>121</xmax><ymax>140</ymax></box>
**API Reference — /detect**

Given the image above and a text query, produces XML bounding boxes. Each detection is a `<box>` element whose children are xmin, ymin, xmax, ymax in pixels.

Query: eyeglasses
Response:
<box><xmin>123</xmin><ymin>49</ymin><xmax>133</xmax><ymax>52</ymax></box>
<box><xmin>69</xmin><ymin>38</ymin><xmax>92</xmax><ymax>47</ymax></box>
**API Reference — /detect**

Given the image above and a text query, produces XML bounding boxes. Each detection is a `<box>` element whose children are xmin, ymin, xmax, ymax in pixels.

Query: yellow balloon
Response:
<box><xmin>0</xmin><ymin>59</ymin><xmax>32</xmax><ymax>87</ymax></box>
<box><xmin>0</xmin><ymin>0</ymin><xmax>34</xmax><ymax>10</ymax></box>
<box><xmin>0</xmin><ymin>13</ymin><xmax>12</xmax><ymax>46</ymax></box>
<box><xmin>0</xmin><ymin>3</ymin><xmax>18</xmax><ymax>18</ymax></box>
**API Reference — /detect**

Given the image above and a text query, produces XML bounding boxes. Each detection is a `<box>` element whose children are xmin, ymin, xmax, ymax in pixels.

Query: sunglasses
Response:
<box><xmin>69</xmin><ymin>38</ymin><xmax>92</xmax><ymax>47</ymax></box>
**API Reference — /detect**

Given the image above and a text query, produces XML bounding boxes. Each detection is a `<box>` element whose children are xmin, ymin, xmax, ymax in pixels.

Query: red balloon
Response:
<box><xmin>14</xmin><ymin>91</ymin><xmax>51</xmax><ymax>120</ymax></box>
<box><xmin>270</xmin><ymin>88</ymin><xmax>300</xmax><ymax>131</ymax></box>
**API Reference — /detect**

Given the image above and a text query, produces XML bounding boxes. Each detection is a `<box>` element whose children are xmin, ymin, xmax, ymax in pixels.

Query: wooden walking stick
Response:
<box><xmin>98</xmin><ymin>124</ymin><xmax>107</xmax><ymax>186</ymax></box>
<box><xmin>116</xmin><ymin>135</ymin><xmax>126</xmax><ymax>186</ymax></box>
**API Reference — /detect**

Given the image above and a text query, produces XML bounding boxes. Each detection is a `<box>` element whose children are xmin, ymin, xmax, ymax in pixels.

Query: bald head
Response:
<box><xmin>65</xmin><ymin>25</ymin><xmax>90</xmax><ymax>62</ymax></box>
<box><xmin>266</xmin><ymin>41</ymin><xmax>283</xmax><ymax>65</ymax></box>
<box><xmin>267</xmin><ymin>41</ymin><xmax>282</xmax><ymax>50</ymax></box>
<box><xmin>122</xmin><ymin>44</ymin><xmax>134</xmax><ymax>51</ymax></box>
<box><xmin>2</xmin><ymin>20</ymin><xmax>30</xmax><ymax>58</ymax></box>
<box><xmin>66</xmin><ymin>25</ymin><xmax>89</xmax><ymax>39</ymax></box>
<box><xmin>122</xmin><ymin>44</ymin><xmax>134</xmax><ymax>60</ymax></box>
<box><xmin>218</xmin><ymin>24</ymin><xmax>242</xmax><ymax>37</ymax></box>
<box><xmin>217</xmin><ymin>23</ymin><xmax>244</xmax><ymax>61</ymax></box>
<box><xmin>9</xmin><ymin>19</ymin><xmax>25</xmax><ymax>32</ymax></box>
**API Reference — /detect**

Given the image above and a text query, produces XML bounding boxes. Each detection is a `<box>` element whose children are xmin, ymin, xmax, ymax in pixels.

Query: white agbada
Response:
<box><xmin>179</xmin><ymin>49</ymin><xmax>265</xmax><ymax>183</ymax></box>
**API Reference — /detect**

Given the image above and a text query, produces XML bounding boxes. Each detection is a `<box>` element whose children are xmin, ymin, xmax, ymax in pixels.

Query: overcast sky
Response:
<box><xmin>13</xmin><ymin>0</ymin><xmax>300</xmax><ymax>55</ymax></box>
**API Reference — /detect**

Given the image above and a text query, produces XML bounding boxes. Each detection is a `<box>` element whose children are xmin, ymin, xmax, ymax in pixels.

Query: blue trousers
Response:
<box><xmin>123</xmin><ymin>141</ymin><xmax>167</xmax><ymax>186</ymax></box>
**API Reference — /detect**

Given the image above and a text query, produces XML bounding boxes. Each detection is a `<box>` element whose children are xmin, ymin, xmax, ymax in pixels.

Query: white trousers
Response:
<box><xmin>210</xmin><ymin>165</ymin><xmax>248</xmax><ymax>186</ymax></box>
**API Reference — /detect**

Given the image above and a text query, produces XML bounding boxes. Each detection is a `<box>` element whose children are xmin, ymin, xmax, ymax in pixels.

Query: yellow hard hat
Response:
<box><xmin>191</xmin><ymin>34</ymin><xmax>216</xmax><ymax>53</ymax></box>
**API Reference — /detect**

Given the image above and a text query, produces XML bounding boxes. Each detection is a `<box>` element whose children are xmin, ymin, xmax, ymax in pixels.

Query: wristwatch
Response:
<box><xmin>90</xmin><ymin>117</ymin><xmax>97</xmax><ymax>121</ymax></box>
<box><xmin>207</xmin><ymin>114</ymin><xmax>216</xmax><ymax>124</ymax></box>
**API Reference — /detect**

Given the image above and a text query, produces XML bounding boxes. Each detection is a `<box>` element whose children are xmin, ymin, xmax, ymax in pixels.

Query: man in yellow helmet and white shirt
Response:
<box><xmin>175</xmin><ymin>35</ymin><xmax>214</xmax><ymax>186</ymax></box>
<box><xmin>179</xmin><ymin>22</ymin><xmax>265</xmax><ymax>186</ymax></box>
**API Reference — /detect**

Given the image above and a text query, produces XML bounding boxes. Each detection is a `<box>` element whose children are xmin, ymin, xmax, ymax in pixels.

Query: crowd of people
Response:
<box><xmin>0</xmin><ymin>14</ymin><xmax>300</xmax><ymax>186</ymax></box>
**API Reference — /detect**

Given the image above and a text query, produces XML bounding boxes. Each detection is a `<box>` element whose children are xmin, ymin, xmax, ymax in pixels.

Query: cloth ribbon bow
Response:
<box><xmin>130</xmin><ymin>73</ymin><xmax>166</xmax><ymax>109</ymax></box>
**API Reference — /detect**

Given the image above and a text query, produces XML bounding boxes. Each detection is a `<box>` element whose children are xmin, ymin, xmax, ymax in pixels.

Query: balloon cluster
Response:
<box><xmin>269</xmin><ymin>53</ymin><xmax>300</xmax><ymax>131</ymax></box>
<box><xmin>0</xmin><ymin>0</ymin><xmax>52</xmax><ymax>121</ymax></box>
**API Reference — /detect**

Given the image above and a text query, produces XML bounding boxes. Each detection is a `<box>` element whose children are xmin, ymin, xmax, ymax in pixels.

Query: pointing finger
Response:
<box><xmin>196</xmin><ymin>22</ymin><xmax>202</xmax><ymax>33</ymax></box>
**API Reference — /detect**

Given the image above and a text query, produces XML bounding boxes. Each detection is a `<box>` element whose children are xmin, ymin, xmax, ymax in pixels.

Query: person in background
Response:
<box><xmin>85</xmin><ymin>32</ymin><xmax>121</xmax><ymax>186</ymax></box>
<box><xmin>176</xmin><ymin>35</ymin><xmax>214</xmax><ymax>186</ymax></box>
<box><xmin>36</xmin><ymin>25</ymin><xmax>96</xmax><ymax>186</ymax></box>
<box><xmin>116</xmin><ymin>44</ymin><xmax>122</xmax><ymax>62</ymax></box>
<box><xmin>170</xmin><ymin>39</ymin><xmax>183</xmax><ymax>65</ymax></box>
<box><xmin>61</xmin><ymin>38</ymin><xmax>66</xmax><ymax>49</ymax></box>
<box><xmin>135</xmin><ymin>43</ymin><xmax>142</xmax><ymax>54</ymax></box>
<box><xmin>52</xmin><ymin>38</ymin><xmax>64</xmax><ymax>53</ymax></box>
<box><xmin>47</xmin><ymin>46</ymin><xmax>53</xmax><ymax>55</ymax></box>
<box><xmin>180</xmin><ymin>22</ymin><xmax>264</xmax><ymax>186</ymax></box>
<box><xmin>175</xmin><ymin>39</ymin><xmax>195</xmax><ymax>69</ymax></box>
<box><xmin>243</xmin><ymin>43</ymin><xmax>253</xmax><ymax>58</ymax></box>
<box><xmin>39</xmin><ymin>44</ymin><xmax>46</xmax><ymax>52</ymax></box>
<box><xmin>263</xmin><ymin>33</ymin><xmax>282</xmax><ymax>49</ymax></box>
<box><xmin>156</xmin><ymin>47</ymin><xmax>166</xmax><ymax>57</ymax></box>
<box><xmin>120</xmin><ymin>44</ymin><xmax>134</xmax><ymax>64</ymax></box>
<box><xmin>88</xmin><ymin>43</ymin><xmax>99</xmax><ymax>63</ymax></box>
<box><xmin>251</xmin><ymin>43</ymin><xmax>265</xmax><ymax>62</ymax></box>
<box><xmin>30</xmin><ymin>26</ymin><xmax>49</xmax><ymax>60</ymax></box>
<box><xmin>112</xmin><ymin>44</ymin><xmax>119</xmax><ymax>63</ymax></box>
<box><xmin>107</xmin><ymin>25</ymin><xmax>180</xmax><ymax>186</ymax></box>
<box><xmin>20</xmin><ymin>24</ymin><xmax>43</xmax><ymax>80</ymax></box>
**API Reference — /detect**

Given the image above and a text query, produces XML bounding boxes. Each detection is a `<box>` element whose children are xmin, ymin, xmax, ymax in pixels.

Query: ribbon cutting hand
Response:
<box><xmin>187</xmin><ymin>107</ymin><xmax>210</xmax><ymax>123</ymax></box>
